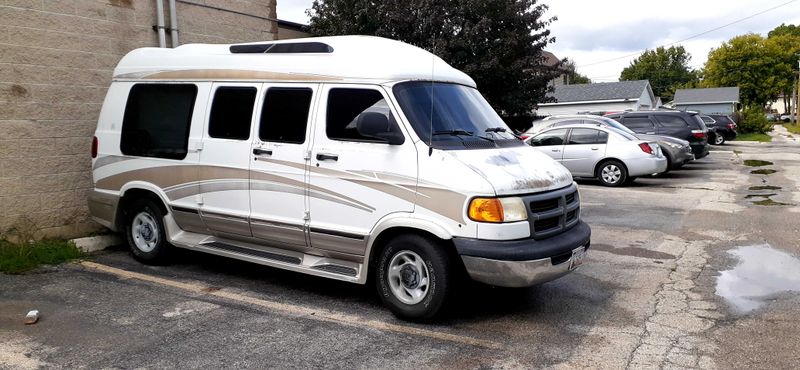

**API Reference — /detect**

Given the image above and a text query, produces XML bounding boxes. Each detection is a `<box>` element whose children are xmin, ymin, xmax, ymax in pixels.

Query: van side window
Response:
<box><xmin>259</xmin><ymin>88</ymin><xmax>313</xmax><ymax>144</ymax></box>
<box><xmin>208</xmin><ymin>87</ymin><xmax>257</xmax><ymax>140</ymax></box>
<box><xmin>121</xmin><ymin>84</ymin><xmax>197</xmax><ymax>160</ymax></box>
<box><xmin>327</xmin><ymin>88</ymin><xmax>395</xmax><ymax>142</ymax></box>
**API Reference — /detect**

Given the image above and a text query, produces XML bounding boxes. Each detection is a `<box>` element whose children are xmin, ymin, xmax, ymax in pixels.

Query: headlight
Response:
<box><xmin>468</xmin><ymin>197</ymin><xmax>528</xmax><ymax>223</ymax></box>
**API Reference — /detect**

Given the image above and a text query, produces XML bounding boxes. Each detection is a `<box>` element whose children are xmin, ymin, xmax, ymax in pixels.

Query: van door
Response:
<box><xmin>249</xmin><ymin>84</ymin><xmax>317</xmax><ymax>251</ymax></box>
<box><xmin>198</xmin><ymin>83</ymin><xmax>259</xmax><ymax>236</ymax></box>
<box><xmin>561</xmin><ymin>128</ymin><xmax>608</xmax><ymax>177</ymax></box>
<box><xmin>307</xmin><ymin>85</ymin><xmax>417</xmax><ymax>257</ymax></box>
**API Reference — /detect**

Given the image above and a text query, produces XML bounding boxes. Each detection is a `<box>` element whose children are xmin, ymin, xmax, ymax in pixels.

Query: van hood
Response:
<box><xmin>447</xmin><ymin>146</ymin><xmax>574</xmax><ymax>195</ymax></box>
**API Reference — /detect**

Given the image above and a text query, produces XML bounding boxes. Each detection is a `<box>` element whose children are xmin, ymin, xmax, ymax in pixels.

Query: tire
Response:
<box><xmin>124</xmin><ymin>198</ymin><xmax>172</xmax><ymax>264</ymax></box>
<box><xmin>596</xmin><ymin>160</ymin><xmax>628</xmax><ymax>187</ymax></box>
<box><xmin>375</xmin><ymin>234</ymin><xmax>454</xmax><ymax>321</ymax></box>
<box><xmin>713</xmin><ymin>134</ymin><xmax>725</xmax><ymax>145</ymax></box>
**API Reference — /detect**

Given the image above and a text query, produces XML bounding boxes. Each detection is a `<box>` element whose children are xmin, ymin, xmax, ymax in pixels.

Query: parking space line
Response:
<box><xmin>80</xmin><ymin>261</ymin><xmax>503</xmax><ymax>350</ymax></box>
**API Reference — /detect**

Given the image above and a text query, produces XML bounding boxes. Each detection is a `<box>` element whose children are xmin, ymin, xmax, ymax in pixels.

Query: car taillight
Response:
<box><xmin>728</xmin><ymin>123</ymin><xmax>735</xmax><ymax>130</ymax></box>
<box><xmin>691</xmin><ymin>130</ymin><xmax>706</xmax><ymax>139</ymax></box>
<box><xmin>91</xmin><ymin>136</ymin><xmax>98</xmax><ymax>158</ymax></box>
<box><xmin>519</xmin><ymin>135</ymin><xmax>529</xmax><ymax>140</ymax></box>
<box><xmin>638</xmin><ymin>142</ymin><xmax>653</xmax><ymax>155</ymax></box>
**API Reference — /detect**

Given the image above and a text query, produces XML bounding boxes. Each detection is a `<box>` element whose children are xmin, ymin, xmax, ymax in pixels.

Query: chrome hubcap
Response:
<box><xmin>601</xmin><ymin>164</ymin><xmax>622</xmax><ymax>184</ymax></box>
<box><xmin>387</xmin><ymin>251</ymin><xmax>429</xmax><ymax>305</ymax></box>
<box><xmin>131</xmin><ymin>212</ymin><xmax>159</xmax><ymax>253</ymax></box>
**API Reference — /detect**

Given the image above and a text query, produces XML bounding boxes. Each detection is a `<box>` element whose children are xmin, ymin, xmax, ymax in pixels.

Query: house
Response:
<box><xmin>536</xmin><ymin>80</ymin><xmax>656</xmax><ymax>116</ymax></box>
<box><xmin>671</xmin><ymin>87</ymin><xmax>740</xmax><ymax>114</ymax></box>
<box><xmin>277</xmin><ymin>19</ymin><xmax>311</xmax><ymax>40</ymax></box>
<box><xmin>541</xmin><ymin>51</ymin><xmax>569</xmax><ymax>88</ymax></box>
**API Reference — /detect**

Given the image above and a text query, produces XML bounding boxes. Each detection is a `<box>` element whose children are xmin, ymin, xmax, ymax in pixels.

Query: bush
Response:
<box><xmin>738</xmin><ymin>106</ymin><xmax>773</xmax><ymax>134</ymax></box>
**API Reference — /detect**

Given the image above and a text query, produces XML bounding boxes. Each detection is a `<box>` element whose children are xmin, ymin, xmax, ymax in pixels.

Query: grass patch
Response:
<box><xmin>785</xmin><ymin>123</ymin><xmax>800</xmax><ymax>135</ymax></box>
<box><xmin>0</xmin><ymin>239</ymin><xmax>84</xmax><ymax>274</ymax></box>
<box><xmin>735</xmin><ymin>133</ymin><xmax>772</xmax><ymax>142</ymax></box>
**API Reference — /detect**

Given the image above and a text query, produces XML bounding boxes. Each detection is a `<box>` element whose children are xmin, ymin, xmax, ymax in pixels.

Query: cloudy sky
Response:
<box><xmin>277</xmin><ymin>0</ymin><xmax>800</xmax><ymax>82</ymax></box>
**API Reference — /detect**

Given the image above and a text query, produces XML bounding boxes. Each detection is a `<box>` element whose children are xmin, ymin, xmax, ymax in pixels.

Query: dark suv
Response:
<box><xmin>605</xmin><ymin>111</ymin><xmax>710</xmax><ymax>159</ymax></box>
<box><xmin>701</xmin><ymin>114</ymin><xmax>737</xmax><ymax>145</ymax></box>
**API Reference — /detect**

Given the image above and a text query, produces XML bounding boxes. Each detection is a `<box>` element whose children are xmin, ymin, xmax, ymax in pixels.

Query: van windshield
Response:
<box><xmin>392</xmin><ymin>82</ymin><xmax>520</xmax><ymax>149</ymax></box>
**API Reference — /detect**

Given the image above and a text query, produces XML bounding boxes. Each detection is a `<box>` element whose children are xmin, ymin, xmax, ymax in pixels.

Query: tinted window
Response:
<box><xmin>121</xmin><ymin>84</ymin><xmax>197</xmax><ymax>160</ymax></box>
<box><xmin>621</xmin><ymin>116</ymin><xmax>654</xmax><ymax>129</ymax></box>
<box><xmin>568</xmin><ymin>128</ymin><xmax>600</xmax><ymax>144</ymax></box>
<box><xmin>530</xmin><ymin>129</ymin><xmax>568</xmax><ymax>146</ymax></box>
<box><xmin>327</xmin><ymin>88</ymin><xmax>396</xmax><ymax>142</ymax></box>
<box><xmin>655</xmin><ymin>115</ymin><xmax>689</xmax><ymax>128</ymax></box>
<box><xmin>208</xmin><ymin>87</ymin><xmax>256</xmax><ymax>140</ymax></box>
<box><xmin>260</xmin><ymin>88</ymin><xmax>313</xmax><ymax>144</ymax></box>
<box><xmin>701</xmin><ymin>116</ymin><xmax>714</xmax><ymax>124</ymax></box>
<box><xmin>597</xmin><ymin>131</ymin><xmax>609</xmax><ymax>143</ymax></box>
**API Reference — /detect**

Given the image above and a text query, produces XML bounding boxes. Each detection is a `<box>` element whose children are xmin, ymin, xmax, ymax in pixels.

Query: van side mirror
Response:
<box><xmin>356</xmin><ymin>112</ymin><xmax>405</xmax><ymax>145</ymax></box>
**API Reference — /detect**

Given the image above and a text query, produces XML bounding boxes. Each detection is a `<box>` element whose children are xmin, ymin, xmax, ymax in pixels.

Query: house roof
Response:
<box><xmin>673</xmin><ymin>87</ymin><xmax>740</xmax><ymax>104</ymax></box>
<box><xmin>541</xmin><ymin>51</ymin><xmax>559</xmax><ymax>67</ymax></box>
<box><xmin>547</xmin><ymin>80</ymin><xmax>651</xmax><ymax>103</ymax></box>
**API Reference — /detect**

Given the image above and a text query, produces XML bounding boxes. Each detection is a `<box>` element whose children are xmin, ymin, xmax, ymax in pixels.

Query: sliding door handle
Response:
<box><xmin>316</xmin><ymin>153</ymin><xmax>339</xmax><ymax>161</ymax></box>
<box><xmin>253</xmin><ymin>148</ymin><xmax>273</xmax><ymax>156</ymax></box>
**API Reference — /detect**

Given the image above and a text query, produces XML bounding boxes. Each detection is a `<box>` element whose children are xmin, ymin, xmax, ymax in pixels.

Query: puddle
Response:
<box><xmin>752</xmin><ymin>198</ymin><xmax>792</xmax><ymax>206</ymax></box>
<box><xmin>743</xmin><ymin>160</ymin><xmax>773</xmax><ymax>167</ymax></box>
<box><xmin>748</xmin><ymin>185</ymin><xmax>781</xmax><ymax>191</ymax></box>
<box><xmin>716</xmin><ymin>245</ymin><xmax>800</xmax><ymax>313</ymax></box>
<box><xmin>744</xmin><ymin>193</ymin><xmax>776</xmax><ymax>199</ymax></box>
<box><xmin>591</xmin><ymin>243</ymin><xmax>675</xmax><ymax>260</ymax></box>
<box><xmin>750</xmin><ymin>169</ymin><xmax>777</xmax><ymax>175</ymax></box>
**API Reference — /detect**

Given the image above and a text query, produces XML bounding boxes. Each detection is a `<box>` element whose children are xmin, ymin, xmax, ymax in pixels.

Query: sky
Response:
<box><xmin>277</xmin><ymin>0</ymin><xmax>800</xmax><ymax>82</ymax></box>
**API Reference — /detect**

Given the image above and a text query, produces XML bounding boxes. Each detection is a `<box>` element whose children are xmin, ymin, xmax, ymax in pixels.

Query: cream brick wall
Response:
<box><xmin>0</xmin><ymin>0</ymin><xmax>276</xmax><ymax>238</ymax></box>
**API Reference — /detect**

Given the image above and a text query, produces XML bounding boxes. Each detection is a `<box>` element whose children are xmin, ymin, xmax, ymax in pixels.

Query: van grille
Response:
<box><xmin>523</xmin><ymin>184</ymin><xmax>580</xmax><ymax>240</ymax></box>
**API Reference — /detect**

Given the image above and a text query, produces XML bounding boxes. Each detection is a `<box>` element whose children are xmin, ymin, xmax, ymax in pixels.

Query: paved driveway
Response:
<box><xmin>2</xmin><ymin>140</ymin><xmax>799</xmax><ymax>369</ymax></box>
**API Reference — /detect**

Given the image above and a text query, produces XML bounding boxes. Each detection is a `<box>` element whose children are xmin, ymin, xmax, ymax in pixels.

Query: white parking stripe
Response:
<box><xmin>80</xmin><ymin>261</ymin><xmax>503</xmax><ymax>350</ymax></box>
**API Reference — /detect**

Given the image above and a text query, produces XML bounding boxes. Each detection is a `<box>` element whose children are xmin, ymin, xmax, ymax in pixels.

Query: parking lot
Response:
<box><xmin>2</xmin><ymin>135</ymin><xmax>799</xmax><ymax>369</ymax></box>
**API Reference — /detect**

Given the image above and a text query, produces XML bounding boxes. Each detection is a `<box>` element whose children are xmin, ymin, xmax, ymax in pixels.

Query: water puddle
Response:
<box><xmin>748</xmin><ymin>185</ymin><xmax>781</xmax><ymax>191</ymax></box>
<box><xmin>752</xmin><ymin>198</ymin><xmax>792</xmax><ymax>206</ymax></box>
<box><xmin>750</xmin><ymin>169</ymin><xmax>777</xmax><ymax>175</ymax></box>
<box><xmin>716</xmin><ymin>245</ymin><xmax>800</xmax><ymax>313</ymax></box>
<box><xmin>744</xmin><ymin>193</ymin><xmax>776</xmax><ymax>199</ymax></box>
<box><xmin>743</xmin><ymin>159</ymin><xmax>773</xmax><ymax>167</ymax></box>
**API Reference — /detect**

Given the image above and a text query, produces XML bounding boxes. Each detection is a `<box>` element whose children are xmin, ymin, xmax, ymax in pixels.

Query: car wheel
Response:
<box><xmin>597</xmin><ymin>160</ymin><xmax>628</xmax><ymax>187</ymax></box>
<box><xmin>713</xmin><ymin>134</ymin><xmax>725</xmax><ymax>145</ymax></box>
<box><xmin>376</xmin><ymin>234</ymin><xmax>453</xmax><ymax>321</ymax></box>
<box><xmin>125</xmin><ymin>199</ymin><xmax>172</xmax><ymax>264</ymax></box>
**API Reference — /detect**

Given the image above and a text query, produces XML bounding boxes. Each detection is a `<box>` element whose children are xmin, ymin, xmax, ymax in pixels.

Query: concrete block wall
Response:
<box><xmin>0</xmin><ymin>0</ymin><xmax>277</xmax><ymax>239</ymax></box>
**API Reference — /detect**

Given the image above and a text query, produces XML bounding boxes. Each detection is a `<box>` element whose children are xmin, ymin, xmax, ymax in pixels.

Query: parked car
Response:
<box><xmin>780</xmin><ymin>114</ymin><xmax>793</xmax><ymax>122</ymax></box>
<box><xmin>88</xmin><ymin>36</ymin><xmax>592</xmax><ymax>320</ymax></box>
<box><xmin>700</xmin><ymin>114</ymin><xmax>737</xmax><ymax>145</ymax></box>
<box><xmin>524</xmin><ymin>124</ymin><xmax>667</xmax><ymax>186</ymax></box>
<box><xmin>526</xmin><ymin>115</ymin><xmax>694</xmax><ymax>171</ymax></box>
<box><xmin>765</xmin><ymin>113</ymin><xmax>777</xmax><ymax>122</ymax></box>
<box><xmin>605</xmin><ymin>111</ymin><xmax>710</xmax><ymax>159</ymax></box>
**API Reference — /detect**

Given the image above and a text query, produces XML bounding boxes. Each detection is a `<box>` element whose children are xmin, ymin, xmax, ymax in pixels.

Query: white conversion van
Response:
<box><xmin>89</xmin><ymin>36</ymin><xmax>591</xmax><ymax>320</ymax></box>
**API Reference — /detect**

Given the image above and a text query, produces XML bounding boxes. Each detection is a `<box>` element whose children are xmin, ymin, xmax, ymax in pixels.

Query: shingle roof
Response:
<box><xmin>547</xmin><ymin>80</ymin><xmax>650</xmax><ymax>103</ymax></box>
<box><xmin>541</xmin><ymin>51</ymin><xmax>560</xmax><ymax>67</ymax></box>
<box><xmin>673</xmin><ymin>87</ymin><xmax>739</xmax><ymax>104</ymax></box>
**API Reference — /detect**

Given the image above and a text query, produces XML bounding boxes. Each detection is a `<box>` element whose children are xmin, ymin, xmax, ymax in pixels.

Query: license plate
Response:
<box><xmin>569</xmin><ymin>247</ymin><xmax>586</xmax><ymax>270</ymax></box>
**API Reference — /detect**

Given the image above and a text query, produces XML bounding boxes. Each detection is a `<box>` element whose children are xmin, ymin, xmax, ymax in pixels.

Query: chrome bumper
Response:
<box><xmin>460</xmin><ymin>246</ymin><xmax>586</xmax><ymax>288</ymax></box>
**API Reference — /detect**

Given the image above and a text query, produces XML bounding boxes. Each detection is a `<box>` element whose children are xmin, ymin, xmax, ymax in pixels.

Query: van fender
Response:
<box><xmin>118</xmin><ymin>181</ymin><xmax>173</xmax><ymax>212</ymax></box>
<box><xmin>360</xmin><ymin>212</ymin><xmax>456</xmax><ymax>284</ymax></box>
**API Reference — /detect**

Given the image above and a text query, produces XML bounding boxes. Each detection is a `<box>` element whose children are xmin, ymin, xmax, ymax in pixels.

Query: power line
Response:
<box><xmin>577</xmin><ymin>0</ymin><xmax>798</xmax><ymax>68</ymax></box>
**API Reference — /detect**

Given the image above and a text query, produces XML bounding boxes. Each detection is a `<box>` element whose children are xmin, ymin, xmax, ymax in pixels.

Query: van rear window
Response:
<box><xmin>121</xmin><ymin>84</ymin><xmax>197</xmax><ymax>160</ymax></box>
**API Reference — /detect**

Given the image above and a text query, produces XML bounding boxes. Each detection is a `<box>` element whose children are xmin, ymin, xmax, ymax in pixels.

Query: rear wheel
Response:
<box><xmin>713</xmin><ymin>134</ymin><xmax>725</xmax><ymax>145</ymax></box>
<box><xmin>375</xmin><ymin>234</ymin><xmax>454</xmax><ymax>321</ymax></box>
<box><xmin>597</xmin><ymin>160</ymin><xmax>628</xmax><ymax>187</ymax></box>
<box><xmin>125</xmin><ymin>199</ymin><xmax>172</xmax><ymax>264</ymax></box>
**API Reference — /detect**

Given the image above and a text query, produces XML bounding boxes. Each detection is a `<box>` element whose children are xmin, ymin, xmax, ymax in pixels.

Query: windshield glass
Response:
<box><xmin>392</xmin><ymin>82</ymin><xmax>518</xmax><ymax>148</ymax></box>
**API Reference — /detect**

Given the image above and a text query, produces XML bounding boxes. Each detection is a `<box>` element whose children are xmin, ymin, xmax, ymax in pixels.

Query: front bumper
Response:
<box><xmin>454</xmin><ymin>221</ymin><xmax>591</xmax><ymax>287</ymax></box>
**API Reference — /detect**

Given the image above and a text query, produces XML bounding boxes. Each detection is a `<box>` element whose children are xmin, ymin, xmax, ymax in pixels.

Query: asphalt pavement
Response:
<box><xmin>1</xmin><ymin>132</ymin><xmax>799</xmax><ymax>369</ymax></box>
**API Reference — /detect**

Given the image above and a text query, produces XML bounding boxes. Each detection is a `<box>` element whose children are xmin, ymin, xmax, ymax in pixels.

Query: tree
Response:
<box><xmin>307</xmin><ymin>0</ymin><xmax>562</xmax><ymax>123</ymax></box>
<box><xmin>766</xmin><ymin>24</ymin><xmax>800</xmax><ymax>114</ymax></box>
<box><xmin>562</xmin><ymin>58</ymin><xmax>591</xmax><ymax>84</ymax></box>
<box><xmin>768</xmin><ymin>23</ymin><xmax>800</xmax><ymax>38</ymax></box>
<box><xmin>702</xmin><ymin>34</ymin><xmax>785</xmax><ymax>108</ymax></box>
<box><xmin>619</xmin><ymin>46</ymin><xmax>697</xmax><ymax>102</ymax></box>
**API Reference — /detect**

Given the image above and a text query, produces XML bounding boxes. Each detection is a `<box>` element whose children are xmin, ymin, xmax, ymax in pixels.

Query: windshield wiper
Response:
<box><xmin>433</xmin><ymin>129</ymin><xmax>474</xmax><ymax>137</ymax></box>
<box><xmin>485</xmin><ymin>127</ymin><xmax>507</xmax><ymax>133</ymax></box>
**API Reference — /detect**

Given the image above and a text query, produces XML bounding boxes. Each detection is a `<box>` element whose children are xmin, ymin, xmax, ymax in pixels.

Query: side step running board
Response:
<box><xmin>202</xmin><ymin>242</ymin><xmax>301</xmax><ymax>265</ymax></box>
<box><xmin>312</xmin><ymin>264</ymin><xmax>358</xmax><ymax>277</ymax></box>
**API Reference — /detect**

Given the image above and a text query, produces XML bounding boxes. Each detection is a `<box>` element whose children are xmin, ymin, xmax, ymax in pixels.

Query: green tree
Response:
<box><xmin>768</xmin><ymin>23</ymin><xmax>800</xmax><ymax>38</ymax></box>
<box><xmin>619</xmin><ymin>46</ymin><xmax>697</xmax><ymax>102</ymax></box>
<box><xmin>562</xmin><ymin>58</ymin><xmax>591</xmax><ymax>84</ymax></box>
<box><xmin>307</xmin><ymin>0</ymin><xmax>562</xmax><ymax>123</ymax></box>
<box><xmin>702</xmin><ymin>34</ymin><xmax>784</xmax><ymax>108</ymax></box>
<box><xmin>766</xmin><ymin>24</ymin><xmax>800</xmax><ymax>114</ymax></box>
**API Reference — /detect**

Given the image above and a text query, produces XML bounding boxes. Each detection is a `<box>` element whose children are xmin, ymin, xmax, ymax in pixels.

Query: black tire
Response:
<box><xmin>124</xmin><ymin>199</ymin><xmax>172</xmax><ymax>264</ymax></box>
<box><xmin>713</xmin><ymin>134</ymin><xmax>725</xmax><ymax>145</ymax></box>
<box><xmin>596</xmin><ymin>160</ymin><xmax>628</xmax><ymax>187</ymax></box>
<box><xmin>375</xmin><ymin>234</ymin><xmax>454</xmax><ymax>321</ymax></box>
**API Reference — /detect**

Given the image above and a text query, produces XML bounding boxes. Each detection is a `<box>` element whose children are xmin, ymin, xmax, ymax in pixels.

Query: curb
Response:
<box><xmin>71</xmin><ymin>235</ymin><xmax>123</xmax><ymax>253</ymax></box>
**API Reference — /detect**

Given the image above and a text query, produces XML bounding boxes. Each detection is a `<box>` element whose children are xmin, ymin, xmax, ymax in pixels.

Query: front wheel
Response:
<box><xmin>597</xmin><ymin>160</ymin><xmax>628</xmax><ymax>187</ymax></box>
<box><xmin>125</xmin><ymin>199</ymin><xmax>173</xmax><ymax>264</ymax></box>
<box><xmin>375</xmin><ymin>234</ymin><xmax>454</xmax><ymax>321</ymax></box>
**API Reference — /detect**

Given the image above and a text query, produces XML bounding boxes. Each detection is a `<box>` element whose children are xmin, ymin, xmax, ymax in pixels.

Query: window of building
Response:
<box><xmin>208</xmin><ymin>87</ymin><xmax>257</xmax><ymax>140</ymax></box>
<box><xmin>326</xmin><ymin>88</ymin><xmax>395</xmax><ymax>142</ymax></box>
<box><xmin>259</xmin><ymin>88</ymin><xmax>313</xmax><ymax>144</ymax></box>
<box><xmin>121</xmin><ymin>84</ymin><xmax>197</xmax><ymax>160</ymax></box>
